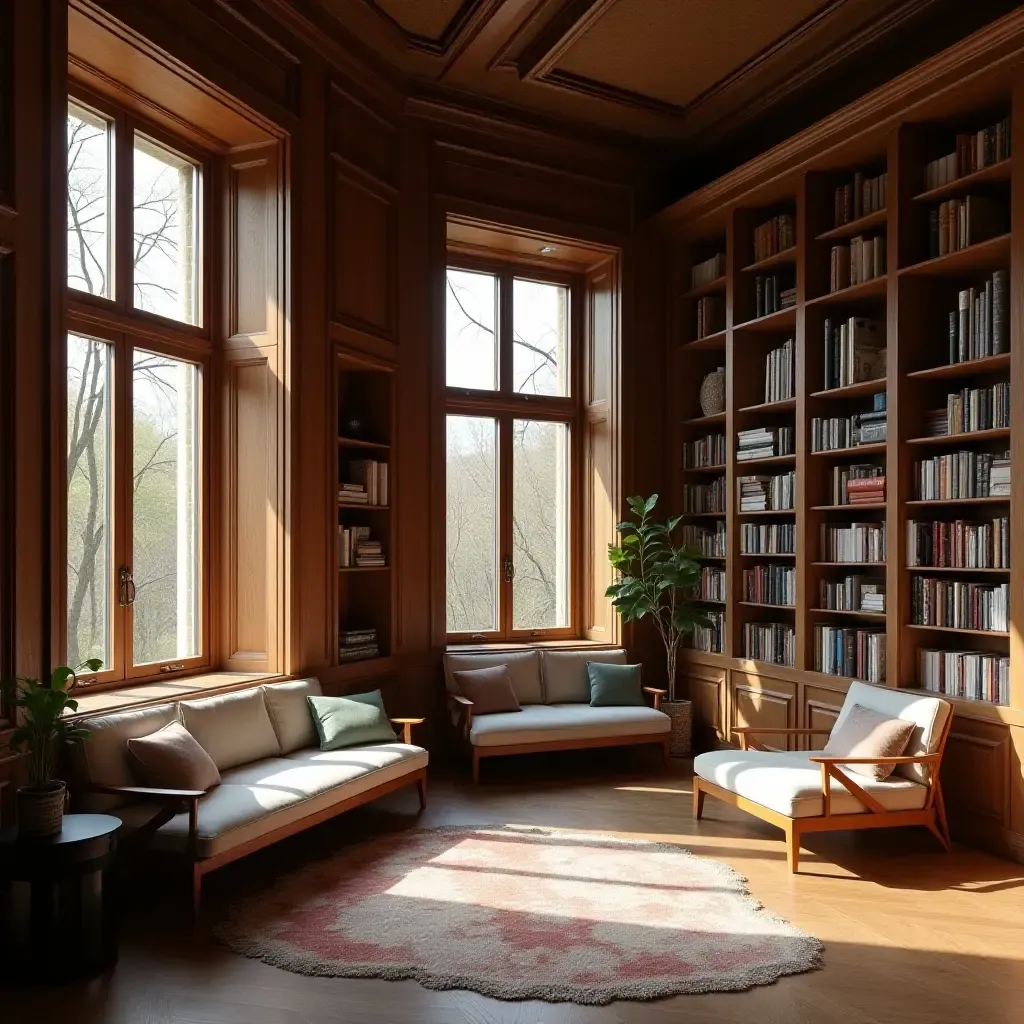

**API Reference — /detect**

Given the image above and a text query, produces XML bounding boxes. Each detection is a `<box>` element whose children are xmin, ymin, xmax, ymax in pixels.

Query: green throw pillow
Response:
<box><xmin>587</xmin><ymin>662</ymin><xmax>645</xmax><ymax>707</ymax></box>
<box><xmin>306</xmin><ymin>690</ymin><xmax>397</xmax><ymax>750</ymax></box>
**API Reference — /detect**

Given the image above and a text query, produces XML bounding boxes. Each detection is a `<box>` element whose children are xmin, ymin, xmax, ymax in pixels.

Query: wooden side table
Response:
<box><xmin>0</xmin><ymin>813</ymin><xmax>121</xmax><ymax>983</ymax></box>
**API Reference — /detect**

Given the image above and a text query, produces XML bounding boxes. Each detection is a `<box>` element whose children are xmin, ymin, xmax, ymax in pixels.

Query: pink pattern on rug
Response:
<box><xmin>214</xmin><ymin>825</ymin><xmax>822</xmax><ymax>1004</ymax></box>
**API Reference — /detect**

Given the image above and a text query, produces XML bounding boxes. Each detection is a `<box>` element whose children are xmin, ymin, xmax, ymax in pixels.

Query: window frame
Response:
<box><xmin>445</xmin><ymin>256</ymin><xmax>582</xmax><ymax>643</ymax></box>
<box><xmin>59</xmin><ymin>85</ymin><xmax>213</xmax><ymax>688</ymax></box>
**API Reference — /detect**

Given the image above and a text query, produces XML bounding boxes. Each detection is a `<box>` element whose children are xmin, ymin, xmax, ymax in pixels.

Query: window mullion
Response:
<box><xmin>111</xmin><ymin>334</ymin><xmax>132</xmax><ymax>680</ymax></box>
<box><xmin>114</xmin><ymin>109</ymin><xmax>133</xmax><ymax>315</ymax></box>
<box><xmin>498</xmin><ymin>414</ymin><xmax>514</xmax><ymax>638</ymax></box>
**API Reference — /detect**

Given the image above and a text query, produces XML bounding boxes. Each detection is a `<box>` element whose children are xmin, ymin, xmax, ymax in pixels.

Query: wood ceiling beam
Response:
<box><xmin>511</xmin><ymin>0</ymin><xmax>617</xmax><ymax>81</ymax></box>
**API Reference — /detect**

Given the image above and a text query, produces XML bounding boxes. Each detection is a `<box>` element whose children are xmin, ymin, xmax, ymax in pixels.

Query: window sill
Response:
<box><xmin>446</xmin><ymin>639</ymin><xmax>621</xmax><ymax>653</ymax></box>
<box><xmin>70</xmin><ymin>670</ymin><xmax>283</xmax><ymax>718</ymax></box>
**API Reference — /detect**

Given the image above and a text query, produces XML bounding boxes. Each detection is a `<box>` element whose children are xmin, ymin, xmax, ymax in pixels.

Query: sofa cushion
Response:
<box><xmin>542</xmin><ymin>649</ymin><xmax>626</xmax><ymax>704</ymax></box>
<box><xmin>444</xmin><ymin>650</ymin><xmax>543</xmax><ymax>705</ymax></box>
<box><xmin>180</xmin><ymin>688</ymin><xmax>281</xmax><ymax>771</ymax></box>
<box><xmin>307</xmin><ymin>691</ymin><xmax>396</xmax><ymax>750</ymax></box>
<box><xmin>822</xmin><ymin>703</ymin><xmax>915</xmax><ymax>780</ymax></box>
<box><xmin>588</xmin><ymin>662</ymin><xmax>644</xmax><ymax>707</ymax></box>
<box><xmin>832</xmin><ymin>681</ymin><xmax>951</xmax><ymax>785</ymax></box>
<box><xmin>116</xmin><ymin>744</ymin><xmax>428</xmax><ymax>859</ymax></box>
<box><xmin>468</xmin><ymin>703</ymin><xmax>669</xmax><ymax>748</ymax></box>
<box><xmin>73</xmin><ymin>702</ymin><xmax>181</xmax><ymax>811</ymax></box>
<box><xmin>262</xmin><ymin>678</ymin><xmax>322</xmax><ymax>754</ymax></box>
<box><xmin>126</xmin><ymin>721</ymin><xmax>221</xmax><ymax>792</ymax></box>
<box><xmin>451</xmin><ymin>665</ymin><xmax>521</xmax><ymax>715</ymax></box>
<box><xmin>694</xmin><ymin>748</ymin><xmax>928</xmax><ymax>819</ymax></box>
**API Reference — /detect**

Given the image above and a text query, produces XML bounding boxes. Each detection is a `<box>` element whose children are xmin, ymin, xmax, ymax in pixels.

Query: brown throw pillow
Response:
<box><xmin>126</xmin><ymin>720</ymin><xmax>222</xmax><ymax>792</ymax></box>
<box><xmin>451</xmin><ymin>665</ymin><xmax>522</xmax><ymax>715</ymax></box>
<box><xmin>822</xmin><ymin>704</ymin><xmax>915</xmax><ymax>781</ymax></box>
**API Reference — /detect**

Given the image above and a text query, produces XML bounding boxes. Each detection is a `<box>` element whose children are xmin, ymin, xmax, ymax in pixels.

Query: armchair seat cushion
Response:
<box><xmin>468</xmin><ymin>703</ymin><xmax>669</xmax><ymax>749</ymax></box>
<box><xmin>117</xmin><ymin>743</ymin><xmax>427</xmax><ymax>859</ymax></box>
<box><xmin>694</xmin><ymin>749</ymin><xmax>928</xmax><ymax>819</ymax></box>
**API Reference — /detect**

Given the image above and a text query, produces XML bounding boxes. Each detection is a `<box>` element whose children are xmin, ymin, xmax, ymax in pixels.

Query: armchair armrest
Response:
<box><xmin>448</xmin><ymin>693</ymin><xmax>474</xmax><ymax>734</ymax></box>
<box><xmin>390</xmin><ymin>717</ymin><xmax>426</xmax><ymax>745</ymax></box>
<box><xmin>83</xmin><ymin>783</ymin><xmax>202</xmax><ymax>852</ymax></box>
<box><xmin>807</xmin><ymin>754</ymin><xmax>939</xmax><ymax>766</ymax></box>
<box><xmin>84</xmin><ymin>784</ymin><xmax>206</xmax><ymax>799</ymax></box>
<box><xmin>642</xmin><ymin>686</ymin><xmax>667</xmax><ymax>710</ymax></box>
<box><xmin>733</xmin><ymin>726</ymin><xmax>834</xmax><ymax>751</ymax></box>
<box><xmin>809</xmin><ymin>753</ymin><xmax>942</xmax><ymax>817</ymax></box>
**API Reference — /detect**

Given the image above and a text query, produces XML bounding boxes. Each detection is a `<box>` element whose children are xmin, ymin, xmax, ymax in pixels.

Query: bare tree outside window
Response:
<box><xmin>67</xmin><ymin>103</ymin><xmax>112</xmax><ymax>298</ymax></box>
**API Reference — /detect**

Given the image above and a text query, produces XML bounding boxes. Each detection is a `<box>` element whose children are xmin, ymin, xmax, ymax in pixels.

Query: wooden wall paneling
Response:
<box><xmin>683</xmin><ymin>663</ymin><xmax>726</xmax><ymax>751</ymax></box>
<box><xmin>800</xmin><ymin>679</ymin><xmax>848</xmax><ymax>749</ymax></box>
<box><xmin>729</xmin><ymin>670</ymin><xmax>798</xmax><ymax>749</ymax></box>
<box><xmin>942</xmin><ymin>716</ymin><xmax>1011</xmax><ymax>843</ymax></box>
<box><xmin>1010</xmin><ymin>78</ymin><xmax>1024</xmax><ymax>711</ymax></box>
<box><xmin>0</xmin><ymin>0</ymin><xmax>12</xmax><ymax>214</ymax></box>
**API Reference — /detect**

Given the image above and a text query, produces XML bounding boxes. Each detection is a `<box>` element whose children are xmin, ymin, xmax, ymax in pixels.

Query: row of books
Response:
<box><xmin>738</xmin><ymin>472</ymin><xmax>794</xmax><ymax>512</ymax></box>
<box><xmin>830</xmin><ymin>464</ymin><xmax>885</xmax><ymax>506</ymax></box>
<box><xmin>763</xmin><ymin>338</ymin><xmax>794</xmax><ymax>403</ymax></box>
<box><xmin>743</xmin><ymin>621</ymin><xmax>796</xmax><ymax>667</ymax></box>
<box><xmin>907</xmin><ymin>518</ymin><xmax>1010</xmax><ymax>569</ymax></box>
<box><xmin>681</xmin><ymin>522</ymin><xmax>726</xmax><ymax>557</ymax></box>
<box><xmin>814</xmin><ymin>625</ymin><xmax>885</xmax><ymax>683</ymax></box>
<box><xmin>927</xmin><ymin>194</ymin><xmax>1005</xmax><ymax>259</ymax></box>
<box><xmin>919</xmin><ymin>649</ymin><xmax>1008</xmax><ymax>705</ymax></box>
<box><xmin>753</xmin><ymin>213</ymin><xmax>795</xmax><ymax>262</ymax></box>
<box><xmin>741</xmin><ymin>522</ymin><xmax>794</xmax><ymax>554</ymax></box>
<box><xmin>913</xmin><ymin>450</ymin><xmax>1009</xmax><ymax>499</ymax></box>
<box><xmin>911</xmin><ymin>579</ymin><xmax>1008</xmax><ymax>633</ymax></box>
<box><xmin>339</xmin><ymin>459</ymin><xmax>389</xmax><ymax>506</ymax></box>
<box><xmin>753</xmin><ymin>274</ymin><xmax>796</xmax><ymax>319</ymax></box>
<box><xmin>819</xmin><ymin>575</ymin><xmax>885</xmax><ymax>613</ymax></box>
<box><xmin>338</xmin><ymin>627</ymin><xmax>380</xmax><ymax>663</ymax></box>
<box><xmin>834</xmin><ymin>170</ymin><xmax>887</xmax><ymax>226</ymax></box>
<box><xmin>695</xmin><ymin>295</ymin><xmax>724</xmax><ymax>339</ymax></box>
<box><xmin>821</xmin><ymin>522</ymin><xmax>885</xmax><ymax>563</ymax></box>
<box><xmin>691</xmin><ymin>252</ymin><xmax>726</xmax><ymax>290</ymax></box>
<box><xmin>691</xmin><ymin>610</ymin><xmax>725</xmax><ymax>654</ymax></box>
<box><xmin>737</xmin><ymin>426</ymin><xmax>794</xmax><ymax>462</ymax></box>
<box><xmin>742</xmin><ymin>564</ymin><xmax>794</xmax><ymax>606</ymax></box>
<box><xmin>811</xmin><ymin>410</ymin><xmax>887</xmax><ymax>452</ymax></box>
<box><xmin>923</xmin><ymin>383</ymin><xmax>1010</xmax><ymax>436</ymax></box>
<box><xmin>338</xmin><ymin>526</ymin><xmax>385</xmax><ymax>568</ymax></box>
<box><xmin>822</xmin><ymin>317</ymin><xmax>885</xmax><ymax>390</ymax></box>
<box><xmin>683</xmin><ymin>478</ymin><xmax>726</xmax><ymax>514</ymax></box>
<box><xmin>947</xmin><ymin>272</ymin><xmax>1009</xmax><ymax>363</ymax></box>
<box><xmin>683</xmin><ymin>433</ymin><xmax>726</xmax><ymax>469</ymax></box>
<box><xmin>829</xmin><ymin>235</ymin><xmax>885</xmax><ymax>292</ymax></box>
<box><xmin>698</xmin><ymin>566</ymin><xmax>726</xmax><ymax>602</ymax></box>
<box><xmin>923</xmin><ymin>117</ymin><xmax>1010</xmax><ymax>190</ymax></box>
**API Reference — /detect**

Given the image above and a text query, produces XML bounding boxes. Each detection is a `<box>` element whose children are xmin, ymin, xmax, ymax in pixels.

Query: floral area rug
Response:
<box><xmin>213</xmin><ymin>825</ymin><xmax>823</xmax><ymax>1004</ymax></box>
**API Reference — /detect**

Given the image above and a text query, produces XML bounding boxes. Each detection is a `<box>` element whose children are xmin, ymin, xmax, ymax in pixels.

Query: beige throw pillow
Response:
<box><xmin>127</xmin><ymin>721</ymin><xmax>222</xmax><ymax>792</ymax></box>
<box><xmin>822</xmin><ymin>703</ymin><xmax>915</xmax><ymax>781</ymax></box>
<box><xmin>451</xmin><ymin>665</ymin><xmax>522</xmax><ymax>715</ymax></box>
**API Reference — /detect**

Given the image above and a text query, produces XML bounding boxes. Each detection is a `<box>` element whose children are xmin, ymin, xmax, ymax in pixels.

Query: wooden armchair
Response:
<box><xmin>693</xmin><ymin>682</ymin><xmax>954</xmax><ymax>872</ymax></box>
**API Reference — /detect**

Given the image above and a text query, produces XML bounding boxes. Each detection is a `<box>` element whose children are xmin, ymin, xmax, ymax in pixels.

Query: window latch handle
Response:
<box><xmin>503</xmin><ymin>556</ymin><xmax>516</xmax><ymax>584</ymax></box>
<box><xmin>118</xmin><ymin>567</ymin><xmax>135</xmax><ymax>607</ymax></box>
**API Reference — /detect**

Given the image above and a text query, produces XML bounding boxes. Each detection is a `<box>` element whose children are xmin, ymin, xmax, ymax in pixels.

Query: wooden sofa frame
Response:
<box><xmin>693</xmin><ymin>711</ymin><xmax>954</xmax><ymax>873</ymax></box>
<box><xmin>451</xmin><ymin>688</ymin><xmax>670</xmax><ymax>783</ymax></box>
<box><xmin>83</xmin><ymin>718</ymin><xmax>426</xmax><ymax>913</ymax></box>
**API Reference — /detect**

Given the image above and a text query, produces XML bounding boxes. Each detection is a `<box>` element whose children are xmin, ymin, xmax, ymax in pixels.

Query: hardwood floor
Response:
<box><xmin>4</xmin><ymin>751</ymin><xmax>1024</xmax><ymax>1023</ymax></box>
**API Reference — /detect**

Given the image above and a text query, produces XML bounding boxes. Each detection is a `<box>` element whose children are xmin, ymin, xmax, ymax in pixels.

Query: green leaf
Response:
<box><xmin>666</xmin><ymin>514</ymin><xmax>683</xmax><ymax>533</ymax></box>
<box><xmin>644</xmin><ymin>494</ymin><xmax>659</xmax><ymax>513</ymax></box>
<box><xmin>51</xmin><ymin>667</ymin><xmax>75</xmax><ymax>691</ymax></box>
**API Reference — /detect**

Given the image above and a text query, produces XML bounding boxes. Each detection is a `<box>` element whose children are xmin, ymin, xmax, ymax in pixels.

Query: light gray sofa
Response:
<box><xmin>443</xmin><ymin>649</ymin><xmax>670</xmax><ymax>781</ymax></box>
<box><xmin>71</xmin><ymin>678</ymin><xmax>427</xmax><ymax>909</ymax></box>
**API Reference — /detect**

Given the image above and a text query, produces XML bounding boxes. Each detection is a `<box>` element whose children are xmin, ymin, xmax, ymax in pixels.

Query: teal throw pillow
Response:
<box><xmin>306</xmin><ymin>690</ymin><xmax>397</xmax><ymax>750</ymax></box>
<box><xmin>587</xmin><ymin>662</ymin><xmax>645</xmax><ymax>707</ymax></box>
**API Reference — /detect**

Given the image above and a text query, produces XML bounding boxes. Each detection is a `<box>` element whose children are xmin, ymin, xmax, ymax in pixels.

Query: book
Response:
<box><xmin>691</xmin><ymin>253</ymin><xmax>726</xmax><ymax>290</ymax></box>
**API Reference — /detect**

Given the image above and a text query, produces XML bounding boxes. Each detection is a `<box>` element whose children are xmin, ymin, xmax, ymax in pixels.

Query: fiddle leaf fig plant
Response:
<box><xmin>3</xmin><ymin>660</ymin><xmax>101</xmax><ymax>790</ymax></box>
<box><xmin>606</xmin><ymin>494</ymin><xmax>708</xmax><ymax>701</ymax></box>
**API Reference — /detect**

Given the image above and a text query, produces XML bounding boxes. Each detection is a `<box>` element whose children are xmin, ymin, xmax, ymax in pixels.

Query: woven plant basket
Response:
<box><xmin>663</xmin><ymin>701</ymin><xmax>693</xmax><ymax>757</ymax></box>
<box><xmin>16</xmin><ymin>781</ymin><xmax>66</xmax><ymax>838</ymax></box>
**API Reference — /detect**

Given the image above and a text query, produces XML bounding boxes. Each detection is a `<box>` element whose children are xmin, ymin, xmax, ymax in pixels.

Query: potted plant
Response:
<box><xmin>3</xmin><ymin>660</ymin><xmax>101</xmax><ymax>836</ymax></box>
<box><xmin>607</xmin><ymin>495</ymin><xmax>707</xmax><ymax>756</ymax></box>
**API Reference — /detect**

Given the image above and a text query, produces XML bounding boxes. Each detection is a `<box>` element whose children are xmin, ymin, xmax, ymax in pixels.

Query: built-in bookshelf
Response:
<box><xmin>333</xmin><ymin>351</ymin><xmax>395</xmax><ymax>671</ymax></box>
<box><xmin>667</xmin><ymin>88</ymin><xmax>1018</xmax><ymax>716</ymax></box>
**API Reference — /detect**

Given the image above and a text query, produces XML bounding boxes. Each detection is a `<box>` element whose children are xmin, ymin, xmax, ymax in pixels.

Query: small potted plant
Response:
<box><xmin>607</xmin><ymin>495</ymin><xmax>707</xmax><ymax>756</ymax></box>
<box><xmin>3</xmin><ymin>660</ymin><xmax>100</xmax><ymax>836</ymax></box>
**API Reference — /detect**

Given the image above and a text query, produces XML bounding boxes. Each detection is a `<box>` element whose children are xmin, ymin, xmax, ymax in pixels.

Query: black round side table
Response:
<box><xmin>0</xmin><ymin>813</ymin><xmax>121</xmax><ymax>984</ymax></box>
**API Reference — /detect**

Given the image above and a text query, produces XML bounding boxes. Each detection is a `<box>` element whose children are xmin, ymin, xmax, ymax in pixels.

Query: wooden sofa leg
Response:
<box><xmin>472</xmin><ymin>751</ymin><xmax>480</xmax><ymax>785</ymax></box>
<box><xmin>192</xmin><ymin>866</ymin><xmax>203</xmax><ymax>917</ymax></box>
<box><xmin>933</xmin><ymin>783</ymin><xmax>951</xmax><ymax>852</ymax></box>
<box><xmin>416</xmin><ymin>775</ymin><xmax>427</xmax><ymax>811</ymax></box>
<box><xmin>661</xmin><ymin>737</ymin><xmax>670</xmax><ymax>765</ymax></box>
<box><xmin>786</xmin><ymin>826</ymin><xmax>801</xmax><ymax>874</ymax></box>
<box><xmin>693</xmin><ymin>780</ymin><xmax>706</xmax><ymax>820</ymax></box>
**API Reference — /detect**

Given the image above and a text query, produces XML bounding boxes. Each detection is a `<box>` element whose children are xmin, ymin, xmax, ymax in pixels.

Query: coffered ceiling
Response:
<box><xmin>303</xmin><ymin>0</ymin><xmax>1016</xmax><ymax>157</ymax></box>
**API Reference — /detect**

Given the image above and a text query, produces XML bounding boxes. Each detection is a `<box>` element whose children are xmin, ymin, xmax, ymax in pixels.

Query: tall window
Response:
<box><xmin>445</xmin><ymin>263</ymin><xmax>576</xmax><ymax>639</ymax></box>
<box><xmin>64</xmin><ymin>92</ymin><xmax>207</xmax><ymax>685</ymax></box>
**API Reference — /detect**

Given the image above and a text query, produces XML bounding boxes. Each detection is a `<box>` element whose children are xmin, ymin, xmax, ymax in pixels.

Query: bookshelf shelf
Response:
<box><xmin>905</xmin><ymin>497</ymin><xmax>1008</xmax><ymax>506</ymax></box>
<box><xmin>812</xmin><ymin>562</ymin><xmax>886</xmax><ymax>567</ymax></box>
<box><xmin>683</xmin><ymin>511</ymin><xmax>727</xmax><ymax>519</ymax></box>
<box><xmin>815</xmin><ymin>207</ymin><xmax>888</xmax><ymax>241</ymax></box>
<box><xmin>739</xmin><ymin>602</ymin><xmax>795</xmax><ymax>609</ymax></box>
<box><xmin>906</xmin><ymin>565</ymin><xmax>1010</xmax><ymax>574</ymax></box>
<box><xmin>810</xmin><ymin>442</ymin><xmax>887</xmax><ymax>456</ymax></box>
<box><xmin>906</xmin><ymin>427</ymin><xmax>1010</xmax><ymax>445</ymax></box>
<box><xmin>738</xmin><ymin>508</ymin><xmax>795</xmax><ymax>517</ymax></box>
<box><xmin>694</xmin><ymin>598</ymin><xmax>727</xmax><ymax>606</ymax></box>
<box><xmin>682</xmin><ymin>411</ymin><xmax>726</xmax><ymax>427</ymax></box>
<box><xmin>907</xmin><ymin>624</ymin><xmax>1009</xmax><ymax>638</ymax></box>
<box><xmin>809</xmin><ymin>378</ymin><xmax>887</xmax><ymax>400</ymax></box>
<box><xmin>735</xmin><ymin>453</ymin><xmax>796</xmax><ymax>469</ymax></box>
<box><xmin>339</xmin><ymin>566</ymin><xmax>391</xmax><ymax>574</ymax></box>
<box><xmin>683</xmin><ymin>330</ymin><xmax>727</xmax><ymax>352</ymax></box>
<box><xmin>696</xmin><ymin>554</ymin><xmax>727</xmax><ymax>561</ymax></box>
<box><xmin>898</xmin><ymin>232</ymin><xmax>1011</xmax><ymax>278</ymax></box>
<box><xmin>681</xmin><ymin>465</ymin><xmax>726</xmax><ymax>475</ymax></box>
<box><xmin>811</xmin><ymin>502</ymin><xmax>886</xmax><ymax>511</ymax></box>
<box><xmin>810</xmin><ymin>607</ymin><xmax>886</xmax><ymax>619</ymax></box>
<box><xmin>737</xmin><ymin>397</ymin><xmax>796</xmax><ymax>414</ymax></box>
<box><xmin>337</xmin><ymin>436</ymin><xmax>391</xmax><ymax>450</ymax></box>
<box><xmin>741</xmin><ymin>247</ymin><xmax>798</xmax><ymax>273</ymax></box>
<box><xmin>911</xmin><ymin>157</ymin><xmax>1012</xmax><ymax>202</ymax></box>
<box><xmin>684</xmin><ymin>275</ymin><xmax>727</xmax><ymax>299</ymax></box>
<box><xmin>338</xmin><ymin>503</ymin><xmax>391</xmax><ymax>510</ymax></box>
<box><xmin>806</xmin><ymin>276</ymin><xmax>886</xmax><ymax>307</ymax></box>
<box><xmin>739</xmin><ymin>551</ymin><xmax>796</xmax><ymax>558</ymax></box>
<box><xmin>734</xmin><ymin>306</ymin><xmax>796</xmax><ymax>332</ymax></box>
<box><xmin>906</xmin><ymin>353</ymin><xmax>1011</xmax><ymax>380</ymax></box>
